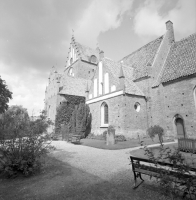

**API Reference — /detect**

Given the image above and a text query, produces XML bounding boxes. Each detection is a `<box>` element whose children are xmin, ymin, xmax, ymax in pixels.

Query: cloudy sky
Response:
<box><xmin>0</xmin><ymin>0</ymin><xmax>195</xmax><ymax>116</ymax></box>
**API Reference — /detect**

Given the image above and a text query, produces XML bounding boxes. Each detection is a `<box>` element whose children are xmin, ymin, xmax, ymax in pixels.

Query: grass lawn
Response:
<box><xmin>130</xmin><ymin>143</ymin><xmax>196</xmax><ymax>167</ymax></box>
<box><xmin>0</xmin><ymin>152</ymin><xmax>170</xmax><ymax>200</ymax></box>
<box><xmin>80</xmin><ymin>135</ymin><xmax>174</xmax><ymax>150</ymax></box>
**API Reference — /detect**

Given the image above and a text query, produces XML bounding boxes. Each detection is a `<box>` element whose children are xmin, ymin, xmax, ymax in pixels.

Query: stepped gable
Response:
<box><xmin>159</xmin><ymin>33</ymin><xmax>196</xmax><ymax>84</ymax></box>
<box><xmin>121</xmin><ymin>36</ymin><xmax>163</xmax><ymax>80</ymax></box>
<box><xmin>102</xmin><ymin>57</ymin><xmax>144</xmax><ymax>96</ymax></box>
<box><xmin>59</xmin><ymin>70</ymin><xmax>91</xmax><ymax>97</ymax></box>
<box><xmin>70</xmin><ymin>35</ymin><xmax>99</xmax><ymax>63</ymax></box>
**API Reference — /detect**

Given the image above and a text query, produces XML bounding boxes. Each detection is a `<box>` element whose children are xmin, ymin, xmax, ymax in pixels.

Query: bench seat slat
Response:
<box><xmin>134</xmin><ymin>168</ymin><xmax>160</xmax><ymax>177</ymax></box>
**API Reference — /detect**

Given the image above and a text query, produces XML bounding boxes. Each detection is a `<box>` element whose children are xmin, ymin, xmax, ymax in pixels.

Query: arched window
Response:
<box><xmin>90</xmin><ymin>55</ymin><xmax>97</xmax><ymax>63</ymax></box>
<box><xmin>173</xmin><ymin>114</ymin><xmax>186</xmax><ymax>139</ymax></box>
<box><xmin>194</xmin><ymin>87</ymin><xmax>196</xmax><ymax>110</ymax></box>
<box><xmin>101</xmin><ymin>102</ymin><xmax>109</xmax><ymax>126</ymax></box>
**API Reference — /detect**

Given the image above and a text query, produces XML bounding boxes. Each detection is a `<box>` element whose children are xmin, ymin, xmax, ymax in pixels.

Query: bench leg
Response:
<box><xmin>133</xmin><ymin>172</ymin><xmax>144</xmax><ymax>189</ymax></box>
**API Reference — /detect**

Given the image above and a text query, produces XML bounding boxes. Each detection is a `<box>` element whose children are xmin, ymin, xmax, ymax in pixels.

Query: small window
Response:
<box><xmin>90</xmin><ymin>55</ymin><xmax>97</xmax><ymax>63</ymax></box>
<box><xmin>134</xmin><ymin>102</ymin><xmax>140</xmax><ymax>112</ymax></box>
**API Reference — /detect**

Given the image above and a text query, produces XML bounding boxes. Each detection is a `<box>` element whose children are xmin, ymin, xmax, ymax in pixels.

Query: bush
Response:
<box><xmin>108</xmin><ymin>125</ymin><xmax>115</xmax><ymax>133</ymax></box>
<box><xmin>115</xmin><ymin>135</ymin><xmax>126</xmax><ymax>142</ymax></box>
<box><xmin>0</xmin><ymin>135</ymin><xmax>54</xmax><ymax>177</ymax></box>
<box><xmin>144</xmin><ymin>146</ymin><xmax>196</xmax><ymax>199</ymax></box>
<box><xmin>147</xmin><ymin>125</ymin><xmax>164</xmax><ymax>145</ymax></box>
<box><xmin>0</xmin><ymin>106</ymin><xmax>54</xmax><ymax>177</ymax></box>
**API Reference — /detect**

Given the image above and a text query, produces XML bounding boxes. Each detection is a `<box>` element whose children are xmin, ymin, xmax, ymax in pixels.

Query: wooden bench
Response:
<box><xmin>130</xmin><ymin>155</ymin><xmax>196</xmax><ymax>189</ymax></box>
<box><xmin>68</xmin><ymin>134</ymin><xmax>81</xmax><ymax>144</ymax></box>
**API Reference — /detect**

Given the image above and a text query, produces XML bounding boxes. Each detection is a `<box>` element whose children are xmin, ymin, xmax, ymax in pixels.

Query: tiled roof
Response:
<box><xmin>121</xmin><ymin>36</ymin><xmax>163</xmax><ymax>80</ymax></box>
<box><xmin>59</xmin><ymin>71</ymin><xmax>91</xmax><ymax>97</ymax></box>
<box><xmin>75</xmin><ymin>42</ymin><xmax>99</xmax><ymax>63</ymax></box>
<box><xmin>159</xmin><ymin>33</ymin><xmax>196</xmax><ymax>84</ymax></box>
<box><xmin>124</xmin><ymin>78</ymin><xmax>145</xmax><ymax>96</ymax></box>
<box><xmin>102</xmin><ymin>58</ymin><xmax>145</xmax><ymax>96</ymax></box>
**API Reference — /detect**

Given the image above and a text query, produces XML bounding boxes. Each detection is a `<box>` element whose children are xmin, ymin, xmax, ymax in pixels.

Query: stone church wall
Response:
<box><xmin>161</xmin><ymin>76</ymin><xmax>196</xmax><ymax>138</ymax></box>
<box><xmin>75</xmin><ymin>60</ymin><xmax>96</xmax><ymax>80</ymax></box>
<box><xmin>88</xmin><ymin>94</ymin><xmax>147</xmax><ymax>139</ymax></box>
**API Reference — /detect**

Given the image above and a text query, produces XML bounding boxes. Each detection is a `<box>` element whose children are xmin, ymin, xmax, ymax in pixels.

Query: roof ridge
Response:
<box><xmin>176</xmin><ymin>32</ymin><xmax>196</xmax><ymax>43</ymax></box>
<box><xmin>75</xmin><ymin>42</ymin><xmax>96</xmax><ymax>51</ymax></box>
<box><xmin>120</xmin><ymin>35</ymin><xmax>164</xmax><ymax>61</ymax></box>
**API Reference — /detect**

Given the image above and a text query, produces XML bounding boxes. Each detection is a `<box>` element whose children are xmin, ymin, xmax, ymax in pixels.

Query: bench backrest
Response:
<box><xmin>130</xmin><ymin>155</ymin><xmax>196</xmax><ymax>172</ymax></box>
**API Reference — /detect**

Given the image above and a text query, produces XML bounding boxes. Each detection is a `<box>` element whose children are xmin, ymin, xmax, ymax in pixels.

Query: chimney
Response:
<box><xmin>165</xmin><ymin>20</ymin><xmax>175</xmax><ymax>44</ymax></box>
<box><xmin>99</xmin><ymin>50</ymin><xmax>104</xmax><ymax>61</ymax></box>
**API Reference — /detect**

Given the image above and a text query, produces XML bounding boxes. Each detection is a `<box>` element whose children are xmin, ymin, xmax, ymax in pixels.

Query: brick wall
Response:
<box><xmin>75</xmin><ymin>60</ymin><xmax>96</xmax><ymax>80</ymax></box>
<box><xmin>88</xmin><ymin>94</ymin><xmax>147</xmax><ymax>139</ymax></box>
<box><xmin>161</xmin><ymin>76</ymin><xmax>196</xmax><ymax>138</ymax></box>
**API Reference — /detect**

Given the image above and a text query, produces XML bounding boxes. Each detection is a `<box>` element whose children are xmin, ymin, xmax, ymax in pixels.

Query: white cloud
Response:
<box><xmin>1</xmin><ymin>62</ymin><xmax>46</xmax><ymax>116</ymax></box>
<box><xmin>133</xmin><ymin>0</ymin><xmax>196</xmax><ymax>40</ymax></box>
<box><xmin>74</xmin><ymin>0</ymin><xmax>133</xmax><ymax>47</ymax></box>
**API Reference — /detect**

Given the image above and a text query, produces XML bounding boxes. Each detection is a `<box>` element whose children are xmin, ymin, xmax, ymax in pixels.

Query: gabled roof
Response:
<box><xmin>158</xmin><ymin>33</ymin><xmax>196</xmax><ymax>84</ymax></box>
<box><xmin>59</xmin><ymin>70</ymin><xmax>91</xmax><ymax>97</ymax></box>
<box><xmin>121</xmin><ymin>36</ymin><xmax>163</xmax><ymax>80</ymax></box>
<box><xmin>102</xmin><ymin>58</ymin><xmax>145</xmax><ymax>96</ymax></box>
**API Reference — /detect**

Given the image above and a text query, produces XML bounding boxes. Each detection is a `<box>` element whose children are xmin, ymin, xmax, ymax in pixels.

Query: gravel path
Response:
<box><xmin>51</xmin><ymin>141</ymin><xmax>135</xmax><ymax>180</ymax></box>
<box><xmin>51</xmin><ymin>141</ymin><xmax>176</xmax><ymax>181</ymax></box>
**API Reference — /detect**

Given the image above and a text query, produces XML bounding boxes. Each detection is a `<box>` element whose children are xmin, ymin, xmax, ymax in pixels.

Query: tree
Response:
<box><xmin>30</xmin><ymin>110</ymin><xmax>53</xmax><ymax>135</ymax></box>
<box><xmin>0</xmin><ymin>76</ymin><xmax>12</xmax><ymax>114</ymax></box>
<box><xmin>0</xmin><ymin>105</ymin><xmax>30</xmax><ymax>139</ymax></box>
<box><xmin>69</xmin><ymin>101</ymin><xmax>91</xmax><ymax>138</ymax></box>
<box><xmin>147</xmin><ymin>125</ymin><xmax>164</xmax><ymax>146</ymax></box>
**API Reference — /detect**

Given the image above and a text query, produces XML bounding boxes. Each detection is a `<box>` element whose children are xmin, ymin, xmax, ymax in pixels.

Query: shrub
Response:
<box><xmin>0</xmin><ymin>106</ymin><xmax>54</xmax><ymax>177</ymax></box>
<box><xmin>147</xmin><ymin>125</ymin><xmax>164</xmax><ymax>145</ymax></box>
<box><xmin>108</xmin><ymin>125</ymin><xmax>115</xmax><ymax>133</ymax></box>
<box><xmin>115</xmin><ymin>135</ymin><xmax>126</xmax><ymax>142</ymax></box>
<box><xmin>144</xmin><ymin>146</ymin><xmax>196</xmax><ymax>199</ymax></box>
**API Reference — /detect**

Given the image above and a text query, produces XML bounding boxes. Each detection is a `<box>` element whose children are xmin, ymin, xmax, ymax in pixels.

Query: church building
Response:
<box><xmin>44</xmin><ymin>21</ymin><xmax>196</xmax><ymax>139</ymax></box>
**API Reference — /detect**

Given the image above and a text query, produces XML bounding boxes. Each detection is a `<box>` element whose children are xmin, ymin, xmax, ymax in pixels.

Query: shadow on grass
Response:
<box><xmin>0</xmin><ymin>152</ymin><xmax>169</xmax><ymax>200</ymax></box>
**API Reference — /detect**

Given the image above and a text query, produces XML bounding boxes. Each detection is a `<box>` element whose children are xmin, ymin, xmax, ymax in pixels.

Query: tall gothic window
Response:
<box><xmin>104</xmin><ymin>104</ymin><xmax>108</xmax><ymax>124</ymax></box>
<box><xmin>101</xmin><ymin>102</ymin><xmax>109</xmax><ymax>126</ymax></box>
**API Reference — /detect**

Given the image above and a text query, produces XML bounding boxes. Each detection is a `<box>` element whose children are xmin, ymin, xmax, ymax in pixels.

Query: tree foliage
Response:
<box><xmin>0</xmin><ymin>106</ymin><xmax>54</xmax><ymax>177</ymax></box>
<box><xmin>69</xmin><ymin>101</ymin><xmax>91</xmax><ymax>138</ymax></box>
<box><xmin>30</xmin><ymin>110</ymin><xmax>53</xmax><ymax>135</ymax></box>
<box><xmin>144</xmin><ymin>146</ymin><xmax>196</xmax><ymax>199</ymax></box>
<box><xmin>147</xmin><ymin>125</ymin><xmax>164</xmax><ymax>145</ymax></box>
<box><xmin>0</xmin><ymin>76</ymin><xmax>12</xmax><ymax>114</ymax></box>
<box><xmin>0</xmin><ymin>105</ymin><xmax>29</xmax><ymax>140</ymax></box>
<box><xmin>55</xmin><ymin>101</ymin><xmax>75</xmax><ymax>135</ymax></box>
